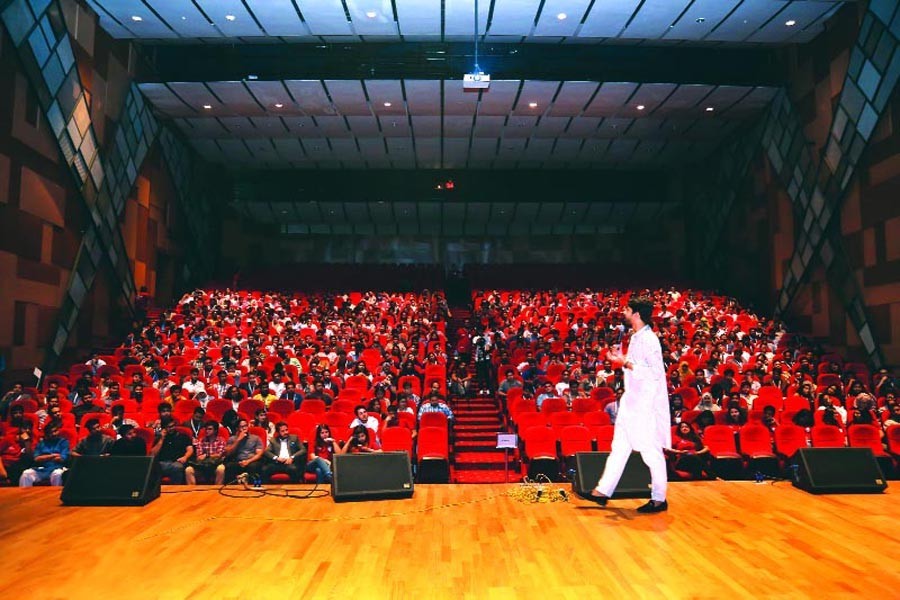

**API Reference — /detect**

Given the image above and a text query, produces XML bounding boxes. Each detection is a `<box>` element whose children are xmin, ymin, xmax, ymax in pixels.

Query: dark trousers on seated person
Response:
<box><xmin>159</xmin><ymin>460</ymin><xmax>186</xmax><ymax>484</ymax></box>
<box><xmin>262</xmin><ymin>460</ymin><xmax>302</xmax><ymax>483</ymax></box>
<box><xmin>224</xmin><ymin>460</ymin><xmax>261</xmax><ymax>483</ymax></box>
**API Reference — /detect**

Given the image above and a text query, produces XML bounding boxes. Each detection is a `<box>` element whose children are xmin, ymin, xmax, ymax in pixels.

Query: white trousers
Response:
<box><xmin>594</xmin><ymin>432</ymin><xmax>668</xmax><ymax>502</ymax></box>
<box><xmin>19</xmin><ymin>468</ymin><xmax>65</xmax><ymax>487</ymax></box>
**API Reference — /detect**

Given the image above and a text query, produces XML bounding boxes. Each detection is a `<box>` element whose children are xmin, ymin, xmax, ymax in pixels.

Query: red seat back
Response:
<box><xmin>847</xmin><ymin>424</ymin><xmax>887</xmax><ymax>455</ymax></box>
<box><xmin>738</xmin><ymin>424</ymin><xmax>774</xmax><ymax>457</ymax></box>
<box><xmin>773</xmin><ymin>423</ymin><xmax>807</xmax><ymax>457</ymax></box>
<box><xmin>559</xmin><ymin>425</ymin><xmax>592</xmax><ymax>456</ymax></box>
<box><xmin>811</xmin><ymin>425</ymin><xmax>846</xmax><ymax>448</ymax></box>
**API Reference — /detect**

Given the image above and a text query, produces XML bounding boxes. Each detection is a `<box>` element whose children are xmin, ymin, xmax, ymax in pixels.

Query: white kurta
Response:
<box><xmin>616</xmin><ymin>325</ymin><xmax>672</xmax><ymax>452</ymax></box>
<box><xmin>596</xmin><ymin>325</ymin><xmax>671</xmax><ymax>502</ymax></box>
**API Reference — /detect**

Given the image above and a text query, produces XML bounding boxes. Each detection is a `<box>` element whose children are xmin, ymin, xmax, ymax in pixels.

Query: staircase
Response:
<box><xmin>447</xmin><ymin>300</ymin><xmax>516</xmax><ymax>483</ymax></box>
<box><xmin>452</xmin><ymin>393</ymin><xmax>516</xmax><ymax>483</ymax></box>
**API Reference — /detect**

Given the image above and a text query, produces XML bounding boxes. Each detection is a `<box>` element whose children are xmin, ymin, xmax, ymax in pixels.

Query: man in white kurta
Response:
<box><xmin>592</xmin><ymin>298</ymin><xmax>672</xmax><ymax>512</ymax></box>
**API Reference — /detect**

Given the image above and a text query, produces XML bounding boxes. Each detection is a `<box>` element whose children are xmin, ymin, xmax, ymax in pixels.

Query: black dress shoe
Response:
<box><xmin>588</xmin><ymin>491</ymin><xmax>609</xmax><ymax>506</ymax></box>
<box><xmin>636</xmin><ymin>500</ymin><xmax>668</xmax><ymax>513</ymax></box>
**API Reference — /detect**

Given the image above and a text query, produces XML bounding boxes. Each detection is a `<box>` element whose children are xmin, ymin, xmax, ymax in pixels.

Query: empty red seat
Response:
<box><xmin>847</xmin><ymin>424</ymin><xmax>888</xmax><ymax>456</ymax></box>
<box><xmin>811</xmin><ymin>425</ymin><xmax>846</xmax><ymax>448</ymax></box>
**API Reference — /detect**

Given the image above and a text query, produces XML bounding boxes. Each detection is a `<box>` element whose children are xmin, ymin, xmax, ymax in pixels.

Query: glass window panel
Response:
<box><xmin>55</xmin><ymin>69</ymin><xmax>79</xmax><ymax>118</ymax></box>
<box><xmin>28</xmin><ymin>0</ymin><xmax>50</xmax><ymax>17</ymax></box>
<box><xmin>849</xmin><ymin>132</ymin><xmax>866</xmax><ymax>164</ymax></box>
<box><xmin>38</xmin><ymin>14</ymin><xmax>56</xmax><ymax>47</ymax></box>
<box><xmin>58</xmin><ymin>130</ymin><xmax>75</xmax><ymax>162</ymax></box>
<box><xmin>72</xmin><ymin>96</ymin><xmax>90</xmax><ymax>136</ymax></box>
<box><xmin>46</xmin><ymin>99</ymin><xmax>64</xmax><ymax>136</ymax></box>
<box><xmin>857</xmin><ymin>102</ymin><xmax>879</xmax><ymax>140</ymax></box>
<box><xmin>90</xmin><ymin>154</ymin><xmax>104</xmax><ymax>190</ymax></box>
<box><xmin>864</xmin><ymin>19</ymin><xmax>883</xmax><ymax>56</ymax></box>
<box><xmin>875</xmin><ymin>47</ymin><xmax>900</xmax><ymax>108</ymax></box>
<box><xmin>72</xmin><ymin>151</ymin><xmax>88</xmax><ymax>183</ymax></box>
<box><xmin>2</xmin><ymin>0</ymin><xmax>35</xmax><ymax>46</ymax></box>
<box><xmin>52</xmin><ymin>326</ymin><xmax>67</xmax><ymax>355</ymax></box>
<box><xmin>824</xmin><ymin>138</ymin><xmax>842</xmax><ymax>173</ymax></box>
<box><xmin>872</xmin><ymin>31</ymin><xmax>894</xmax><ymax>72</ymax></box>
<box><xmin>858</xmin><ymin>59</ymin><xmax>881</xmax><ymax>101</ymax></box>
<box><xmin>27</xmin><ymin>26</ymin><xmax>50</xmax><ymax>66</ymax></box>
<box><xmin>69</xmin><ymin>271</ymin><xmax>86</xmax><ymax>305</ymax></box>
<box><xmin>869</xmin><ymin>0</ymin><xmax>897</xmax><ymax>28</ymax></box>
<box><xmin>841</xmin><ymin>80</ymin><xmax>866</xmax><ymax>123</ymax></box>
<box><xmin>56</xmin><ymin>37</ymin><xmax>74</xmax><ymax>73</ymax></box>
<box><xmin>65</xmin><ymin>115</ymin><xmax>82</xmax><ymax>148</ymax></box>
<box><xmin>41</xmin><ymin>52</ymin><xmax>64</xmax><ymax>95</ymax></box>
<box><xmin>76</xmin><ymin>253</ymin><xmax>95</xmax><ymax>283</ymax></box>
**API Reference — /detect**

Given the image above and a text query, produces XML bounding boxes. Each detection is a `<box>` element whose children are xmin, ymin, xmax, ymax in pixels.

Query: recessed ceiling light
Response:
<box><xmin>181</xmin><ymin>16</ymin><xmax>187</xmax><ymax>21</ymax></box>
<box><xmin>636</xmin><ymin>104</ymin><xmax>646</xmax><ymax>111</ymax></box>
<box><xmin>225</xmin><ymin>14</ymin><xmax>236</xmax><ymax>21</ymax></box>
<box><xmin>705</xmin><ymin>106</ymin><xmax>714</xmax><ymax>112</ymax></box>
<box><xmin>695</xmin><ymin>17</ymin><xmax>705</xmax><ymax>24</ymax></box>
<box><xmin>131</xmin><ymin>15</ymin><xmax>142</xmax><ymax>22</ymax></box>
<box><xmin>202</xmin><ymin>104</ymin><xmax>212</xmax><ymax>110</ymax></box>
<box><xmin>528</xmin><ymin>102</ymin><xmax>538</xmax><ymax>108</ymax></box>
<box><xmin>557</xmin><ymin>12</ymin><xmax>567</xmax><ymax>21</ymax></box>
<box><xmin>383</xmin><ymin>101</ymin><xmax>392</xmax><ymax>107</ymax></box>
<box><xmin>274</xmin><ymin>103</ymin><xmax>284</xmax><ymax>108</ymax></box>
<box><xmin>366</xmin><ymin>10</ymin><xmax>377</xmax><ymax>18</ymax></box>
<box><xmin>785</xmin><ymin>20</ymin><xmax>796</xmax><ymax>27</ymax></box>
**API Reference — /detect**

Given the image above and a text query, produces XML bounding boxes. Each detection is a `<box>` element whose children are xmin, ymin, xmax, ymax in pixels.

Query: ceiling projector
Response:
<box><xmin>463</xmin><ymin>72</ymin><xmax>490</xmax><ymax>90</ymax></box>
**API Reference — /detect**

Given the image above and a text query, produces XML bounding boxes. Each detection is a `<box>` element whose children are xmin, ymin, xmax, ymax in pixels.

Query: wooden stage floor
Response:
<box><xmin>0</xmin><ymin>481</ymin><xmax>897</xmax><ymax>599</ymax></box>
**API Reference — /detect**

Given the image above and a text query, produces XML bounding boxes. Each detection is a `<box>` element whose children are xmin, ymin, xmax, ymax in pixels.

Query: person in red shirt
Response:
<box><xmin>306</xmin><ymin>424</ymin><xmax>343</xmax><ymax>483</ymax></box>
<box><xmin>0</xmin><ymin>426</ymin><xmax>34</xmax><ymax>484</ymax></box>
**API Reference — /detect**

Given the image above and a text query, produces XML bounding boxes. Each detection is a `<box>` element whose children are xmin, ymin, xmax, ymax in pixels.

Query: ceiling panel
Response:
<box><xmin>663</xmin><ymin>0</ymin><xmax>741</xmax><ymax>41</ymax></box>
<box><xmin>477</xmin><ymin>80</ymin><xmax>521</xmax><ymax>116</ymax></box>
<box><xmin>534</xmin><ymin>0</ymin><xmax>593</xmax><ymax>37</ymax></box>
<box><xmin>195</xmin><ymin>0</ymin><xmax>265</xmax><ymax>37</ymax></box>
<box><xmin>444</xmin><ymin>0</ymin><xmax>490</xmax><ymax>37</ymax></box>
<box><xmin>548</xmin><ymin>81</ymin><xmax>598</xmax><ymax>116</ymax></box>
<box><xmin>397</xmin><ymin>0</ymin><xmax>442</xmax><ymax>35</ymax></box>
<box><xmin>442</xmin><ymin>115</ymin><xmax>473</xmax><ymax>137</ymax></box>
<box><xmin>747</xmin><ymin>0</ymin><xmax>834</xmax><ymax>44</ymax></box>
<box><xmin>513</xmin><ymin>80</ymin><xmax>561</xmax><ymax>115</ymax></box>
<box><xmin>296</xmin><ymin>0</ymin><xmax>354</xmax><ymax>35</ymax></box>
<box><xmin>444</xmin><ymin>81</ymin><xmax>480</xmax><ymax>115</ymax></box>
<box><xmin>284</xmin><ymin>80</ymin><xmax>335</xmax><ymax>115</ymax></box>
<box><xmin>489</xmin><ymin>0</ymin><xmax>542</xmax><ymax>36</ymax></box>
<box><xmin>168</xmin><ymin>82</ymin><xmax>224</xmax><ymax>114</ymax></box>
<box><xmin>325</xmin><ymin>80</ymin><xmax>372</xmax><ymax>115</ymax></box>
<box><xmin>622</xmin><ymin>0</ymin><xmax>688</xmax><ymax>39</ymax></box>
<box><xmin>579</xmin><ymin>0</ymin><xmax>641</xmax><ymax>38</ymax></box>
<box><xmin>246</xmin><ymin>0</ymin><xmax>310</xmax><ymax>37</ymax></box>
<box><xmin>145</xmin><ymin>0</ymin><xmax>219</xmax><ymax>38</ymax></box>
<box><xmin>706</xmin><ymin>0</ymin><xmax>788</xmax><ymax>43</ymax></box>
<box><xmin>346</xmin><ymin>0</ymin><xmax>399</xmax><ymax>36</ymax></box>
<box><xmin>584</xmin><ymin>82</ymin><xmax>639</xmax><ymax>117</ymax></box>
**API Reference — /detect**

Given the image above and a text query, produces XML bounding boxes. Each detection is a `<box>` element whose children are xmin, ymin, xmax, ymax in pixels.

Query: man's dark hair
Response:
<box><xmin>628</xmin><ymin>297</ymin><xmax>654</xmax><ymax>325</ymax></box>
<box><xmin>84</xmin><ymin>418</ymin><xmax>101</xmax><ymax>430</ymax></box>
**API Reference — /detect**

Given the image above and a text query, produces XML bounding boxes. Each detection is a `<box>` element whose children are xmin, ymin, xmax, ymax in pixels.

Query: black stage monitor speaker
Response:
<box><xmin>572</xmin><ymin>451</ymin><xmax>651</xmax><ymax>499</ymax></box>
<box><xmin>790</xmin><ymin>448</ymin><xmax>887</xmax><ymax>494</ymax></box>
<box><xmin>332</xmin><ymin>452</ymin><xmax>414</xmax><ymax>502</ymax></box>
<box><xmin>61</xmin><ymin>456</ymin><xmax>161</xmax><ymax>506</ymax></box>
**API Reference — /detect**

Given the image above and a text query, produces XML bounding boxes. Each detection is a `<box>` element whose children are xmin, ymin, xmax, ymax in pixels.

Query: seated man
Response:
<box><xmin>350</xmin><ymin>405</ymin><xmax>380</xmax><ymax>433</ymax></box>
<box><xmin>71</xmin><ymin>418</ymin><xmax>113</xmax><ymax>457</ymax></box>
<box><xmin>418</xmin><ymin>396</ymin><xmax>454</xmax><ymax>424</ymax></box>
<box><xmin>110</xmin><ymin>424</ymin><xmax>147</xmax><ymax>456</ymax></box>
<box><xmin>186</xmin><ymin>421</ymin><xmax>226</xmax><ymax>485</ymax></box>
<box><xmin>19</xmin><ymin>422</ymin><xmax>69</xmax><ymax>487</ymax></box>
<box><xmin>262</xmin><ymin>422</ymin><xmax>306</xmax><ymax>483</ymax></box>
<box><xmin>150</xmin><ymin>418</ymin><xmax>193</xmax><ymax>484</ymax></box>
<box><xmin>0</xmin><ymin>425</ymin><xmax>34</xmax><ymax>484</ymax></box>
<box><xmin>223</xmin><ymin>418</ymin><xmax>264</xmax><ymax>483</ymax></box>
